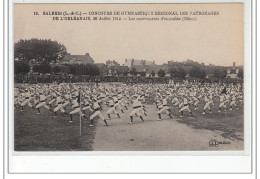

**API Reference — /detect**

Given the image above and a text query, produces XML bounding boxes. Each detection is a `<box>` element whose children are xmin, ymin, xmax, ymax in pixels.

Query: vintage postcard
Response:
<box><xmin>8</xmin><ymin>1</ymin><xmax>253</xmax><ymax>174</ymax></box>
<box><xmin>13</xmin><ymin>3</ymin><xmax>244</xmax><ymax>151</ymax></box>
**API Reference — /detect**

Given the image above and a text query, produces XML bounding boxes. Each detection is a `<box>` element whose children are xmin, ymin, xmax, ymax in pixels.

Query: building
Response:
<box><xmin>60</xmin><ymin>53</ymin><xmax>94</xmax><ymax>64</ymax></box>
<box><xmin>226</xmin><ymin>62</ymin><xmax>239</xmax><ymax>78</ymax></box>
<box><xmin>124</xmin><ymin>59</ymin><xmax>155</xmax><ymax>67</ymax></box>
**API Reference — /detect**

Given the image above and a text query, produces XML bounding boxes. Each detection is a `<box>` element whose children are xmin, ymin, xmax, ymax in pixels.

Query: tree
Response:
<box><xmin>123</xmin><ymin>71</ymin><xmax>128</xmax><ymax>77</ymax></box>
<box><xmin>190</xmin><ymin>66</ymin><xmax>200</xmax><ymax>78</ymax></box>
<box><xmin>106</xmin><ymin>60</ymin><xmax>120</xmax><ymax>66</ymax></box>
<box><xmin>53</xmin><ymin>66</ymin><xmax>61</xmax><ymax>74</ymax></box>
<box><xmin>88</xmin><ymin>64</ymin><xmax>100</xmax><ymax>76</ymax></box>
<box><xmin>151</xmin><ymin>70</ymin><xmax>155</xmax><ymax>77</ymax></box>
<box><xmin>33</xmin><ymin>61</ymin><xmax>51</xmax><ymax>74</ymax></box>
<box><xmin>169</xmin><ymin>66</ymin><xmax>186</xmax><ymax>79</ymax></box>
<box><xmin>158</xmin><ymin>69</ymin><xmax>166</xmax><ymax>77</ymax></box>
<box><xmin>57</xmin><ymin>65</ymin><xmax>70</xmax><ymax>73</ymax></box>
<box><xmin>237</xmin><ymin>68</ymin><xmax>243</xmax><ymax>79</ymax></box>
<box><xmin>32</xmin><ymin>65</ymin><xmax>40</xmax><ymax>73</ymax></box>
<box><xmin>213</xmin><ymin>68</ymin><xmax>227</xmax><ymax>79</ymax></box>
<box><xmin>189</xmin><ymin>66</ymin><xmax>206</xmax><ymax>79</ymax></box>
<box><xmin>169</xmin><ymin>67</ymin><xmax>178</xmax><ymax>78</ymax></box>
<box><xmin>68</xmin><ymin>64</ymin><xmax>100</xmax><ymax>76</ymax></box>
<box><xmin>14</xmin><ymin>38</ymin><xmax>67</xmax><ymax>63</ymax></box>
<box><xmin>14</xmin><ymin>60</ymin><xmax>30</xmax><ymax>74</ymax></box>
<box><xmin>178</xmin><ymin>66</ymin><xmax>187</xmax><ymax>79</ymax></box>
<box><xmin>184</xmin><ymin>59</ymin><xmax>200</xmax><ymax>66</ymax></box>
<box><xmin>130</xmin><ymin>68</ymin><xmax>137</xmax><ymax>76</ymax></box>
<box><xmin>201</xmin><ymin>70</ymin><xmax>206</xmax><ymax>79</ymax></box>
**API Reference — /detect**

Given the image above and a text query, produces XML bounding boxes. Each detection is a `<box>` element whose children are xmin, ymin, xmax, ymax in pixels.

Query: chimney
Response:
<box><xmin>85</xmin><ymin>53</ymin><xmax>89</xmax><ymax>56</ymax></box>
<box><xmin>233</xmin><ymin>62</ymin><xmax>236</xmax><ymax>68</ymax></box>
<box><xmin>153</xmin><ymin>61</ymin><xmax>155</xmax><ymax>64</ymax></box>
<box><xmin>125</xmin><ymin>59</ymin><xmax>127</xmax><ymax>64</ymax></box>
<box><xmin>131</xmin><ymin>59</ymin><xmax>134</xmax><ymax>66</ymax></box>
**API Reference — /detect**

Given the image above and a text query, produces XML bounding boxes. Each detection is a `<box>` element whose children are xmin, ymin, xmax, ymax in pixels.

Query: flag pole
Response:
<box><xmin>79</xmin><ymin>88</ymin><xmax>82</xmax><ymax>136</ymax></box>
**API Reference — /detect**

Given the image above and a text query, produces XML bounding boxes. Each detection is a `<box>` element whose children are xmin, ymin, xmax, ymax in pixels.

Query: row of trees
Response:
<box><xmin>14</xmin><ymin>61</ymin><xmax>101</xmax><ymax>76</ymax></box>
<box><xmin>189</xmin><ymin>66</ymin><xmax>206</xmax><ymax>79</ymax></box>
<box><xmin>14</xmin><ymin>61</ymin><xmax>30</xmax><ymax>74</ymax></box>
<box><xmin>69</xmin><ymin>64</ymin><xmax>100</xmax><ymax>76</ymax></box>
<box><xmin>14</xmin><ymin>60</ymin><xmax>243</xmax><ymax>79</ymax></box>
<box><xmin>14</xmin><ymin>38</ymin><xmax>243</xmax><ymax>79</ymax></box>
<box><xmin>128</xmin><ymin>66</ymin><xmax>203</xmax><ymax>79</ymax></box>
<box><xmin>168</xmin><ymin>66</ymin><xmax>187</xmax><ymax>79</ymax></box>
<box><xmin>149</xmin><ymin>66</ymin><xmax>242</xmax><ymax>79</ymax></box>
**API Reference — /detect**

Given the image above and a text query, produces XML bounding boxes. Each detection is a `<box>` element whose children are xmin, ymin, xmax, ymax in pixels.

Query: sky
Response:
<box><xmin>14</xmin><ymin>3</ymin><xmax>243</xmax><ymax>66</ymax></box>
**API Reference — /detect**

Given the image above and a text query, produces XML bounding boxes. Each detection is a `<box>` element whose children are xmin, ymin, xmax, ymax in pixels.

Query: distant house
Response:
<box><xmin>124</xmin><ymin>59</ymin><xmax>155</xmax><ymax>67</ymax></box>
<box><xmin>60</xmin><ymin>53</ymin><xmax>94</xmax><ymax>64</ymax></box>
<box><xmin>226</xmin><ymin>62</ymin><xmax>239</xmax><ymax>78</ymax></box>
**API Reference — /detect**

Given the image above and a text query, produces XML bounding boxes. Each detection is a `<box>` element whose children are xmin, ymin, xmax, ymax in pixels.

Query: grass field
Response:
<box><xmin>169</xmin><ymin>102</ymin><xmax>244</xmax><ymax>141</ymax></box>
<box><xmin>14</xmin><ymin>97</ymin><xmax>244</xmax><ymax>151</ymax></box>
<box><xmin>14</xmin><ymin>107</ymin><xmax>97</xmax><ymax>151</ymax></box>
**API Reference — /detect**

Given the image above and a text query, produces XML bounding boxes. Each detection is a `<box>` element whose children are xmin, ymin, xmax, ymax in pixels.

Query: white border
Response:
<box><xmin>6</xmin><ymin>0</ymin><xmax>253</xmax><ymax>174</ymax></box>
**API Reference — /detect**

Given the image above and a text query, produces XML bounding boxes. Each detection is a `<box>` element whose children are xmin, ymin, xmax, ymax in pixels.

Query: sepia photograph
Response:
<box><xmin>13</xmin><ymin>3</ymin><xmax>244</xmax><ymax>152</ymax></box>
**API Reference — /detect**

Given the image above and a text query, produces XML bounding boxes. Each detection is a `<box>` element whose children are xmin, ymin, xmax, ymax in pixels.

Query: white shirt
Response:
<box><xmin>40</xmin><ymin>95</ymin><xmax>46</xmax><ymax>101</ymax></box>
<box><xmin>108</xmin><ymin>100</ymin><xmax>114</xmax><ymax>107</ymax></box>
<box><xmin>219</xmin><ymin>95</ymin><xmax>225</xmax><ymax>102</ymax></box>
<box><xmin>162</xmin><ymin>99</ymin><xmax>167</xmax><ymax>105</ymax></box>
<box><xmin>132</xmin><ymin>100</ymin><xmax>140</xmax><ymax>108</ymax></box>
<box><xmin>183</xmin><ymin>98</ymin><xmax>188</xmax><ymax>105</ymax></box>
<box><xmin>93</xmin><ymin>102</ymin><xmax>100</xmax><ymax>110</ymax></box>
